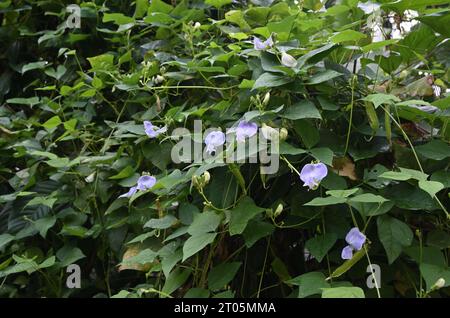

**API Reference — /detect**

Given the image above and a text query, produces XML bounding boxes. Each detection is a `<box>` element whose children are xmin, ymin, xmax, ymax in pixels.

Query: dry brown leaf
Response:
<box><xmin>332</xmin><ymin>156</ymin><xmax>358</xmax><ymax>181</ymax></box>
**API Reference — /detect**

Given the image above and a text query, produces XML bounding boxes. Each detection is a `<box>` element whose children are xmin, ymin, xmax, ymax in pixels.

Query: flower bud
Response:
<box><xmin>262</xmin><ymin>92</ymin><xmax>270</xmax><ymax>106</ymax></box>
<box><xmin>202</xmin><ymin>171</ymin><xmax>210</xmax><ymax>185</ymax></box>
<box><xmin>274</xmin><ymin>203</ymin><xmax>283</xmax><ymax>217</ymax></box>
<box><xmin>434</xmin><ymin>278</ymin><xmax>445</xmax><ymax>289</ymax></box>
<box><xmin>192</xmin><ymin>175</ymin><xmax>200</xmax><ymax>188</ymax></box>
<box><xmin>154</xmin><ymin>75</ymin><xmax>165</xmax><ymax>84</ymax></box>
<box><xmin>279</xmin><ymin>128</ymin><xmax>288</xmax><ymax>141</ymax></box>
<box><xmin>194</xmin><ymin>22</ymin><xmax>201</xmax><ymax>29</ymax></box>
<box><xmin>281</xmin><ymin>52</ymin><xmax>297</xmax><ymax>68</ymax></box>
<box><xmin>261</xmin><ymin>123</ymin><xmax>278</xmax><ymax>140</ymax></box>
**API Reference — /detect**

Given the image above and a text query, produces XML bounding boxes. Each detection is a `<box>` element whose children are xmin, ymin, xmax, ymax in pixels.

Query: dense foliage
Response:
<box><xmin>0</xmin><ymin>0</ymin><xmax>449</xmax><ymax>298</ymax></box>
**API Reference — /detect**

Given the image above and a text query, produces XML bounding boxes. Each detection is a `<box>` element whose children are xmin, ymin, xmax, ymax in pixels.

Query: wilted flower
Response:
<box><xmin>281</xmin><ymin>52</ymin><xmax>297</xmax><ymax>68</ymax></box>
<box><xmin>137</xmin><ymin>175</ymin><xmax>157</xmax><ymax>190</ymax></box>
<box><xmin>300</xmin><ymin>162</ymin><xmax>328</xmax><ymax>190</ymax></box>
<box><xmin>204</xmin><ymin>131</ymin><xmax>225</xmax><ymax>155</ymax></box>
<box><xmin>253</xmin><ymin>36</ymin><xmax>273</xmax><ymax>50</ymax></box>
<box><xmin>341</xmin><ymin>227</ymin><xmax>366</xmax><ymax>260</ymax></box>
<box><xmin>144</xmin><ymin>121</ymin><xmax>167</xmax><ymax>138</ymax></box>
<box><xmin>236</xmin><ymin>121</ymin><xmax>258</xmax><ymax>142</ymax></box>
<box><xmin>119</xmin><ymin>186</ymin><xmax>137</xmax><ymax>198</ymax></box>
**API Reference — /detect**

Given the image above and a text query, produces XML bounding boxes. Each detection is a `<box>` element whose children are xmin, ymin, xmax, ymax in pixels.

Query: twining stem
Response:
<box><xmin>257</xmin><ymin>236</ymin><xmax>271</xmax><ymax>298</ymax></box>
<box><xmin>344</xmin><ymin>75</ymin><xmax>357</xmax><ymax>156</ymax></box>
<box><xmin>364</xmin><ymin>246</ymin><xmax>381</xmax><ymax>298</ymax></box>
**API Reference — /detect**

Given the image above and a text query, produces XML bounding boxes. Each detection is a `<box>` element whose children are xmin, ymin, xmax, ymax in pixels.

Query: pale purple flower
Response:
<box><xmin>253</xmin><ymin>36</ymin><xmax>273</xmax><ymax>50</ymax></box>
<box><xmin>299</xmin><ymin>162</ymin><xmax>328</xmax><ymax>190</ymax></box>
<box><xmin>341</xmin><ymin>245</ymin><xmax>354</xmax><ymax>260</ymax></box>
<box><xmin>204</xmin><ymin>131</ymin><xmax>225</xmax><ymax>155</ymax></box>
<box><xmin>119</xmin><ymin>186</ymin><xmax>137</xmax><ymax>198</ymax></box>
<box><xmin>144</xmin><ymin>121</ymin><xmax>167</xmax><ymax>138</ymax></box>
<box><xmin>236</xmin><ymin>121</ymin><xmax>258</xmax><ymax>142</ymax></box>
<box><xmin>137</xmin><ymin>175</ymin><xmax>157</xmax><ymax>190</ymax></box>
<box><xmin>341</xmin><ymin>227</ymin><xmax>366</xmax><ymax>260</ymax></box>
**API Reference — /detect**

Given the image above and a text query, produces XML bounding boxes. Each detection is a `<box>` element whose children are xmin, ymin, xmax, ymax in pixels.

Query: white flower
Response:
<box><xmin>357</xmin><ymin>1</ymin><xmax>381</xmax><ymax>14</ymax></box>
<box><xmin>281</xmin><ymin>52</ymin><xmax>297</xmax><ymax>68</ymax></box>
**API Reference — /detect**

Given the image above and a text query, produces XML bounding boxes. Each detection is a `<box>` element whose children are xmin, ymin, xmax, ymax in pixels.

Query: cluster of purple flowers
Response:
<box><xmin>204</xmin><ymin>120</ymin><xmax>258</xmax><ymax>155</ymax></box>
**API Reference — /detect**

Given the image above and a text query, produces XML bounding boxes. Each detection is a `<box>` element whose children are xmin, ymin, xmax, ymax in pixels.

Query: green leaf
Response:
<box><xmin>307</xmin><ymin>70</ymin><xmax>343</xmax><ymax>85</ymax></box>
<box><xmin>42</xmin><ymin>116</ymin><xmax>61</xmax><ymax>130</ymax></box>
<box><xmin>0</xmin><ymin>234</ymin><xmax>15</xmax><ymax>250</ymax></box>
<box><xmin>362</xmin><ymin>39</ymin><xmax>397</xmax><ymax>52</ymax></box>
<box><xmin>377</xmin><ymin>215</ymin><xmax>413</xmax><ymax>264</ymax></box>
<box><xmin>182</xmin><ymin>232</ymin><xmax>217</xmax><ymax>261</ymax></box>
<box><xmin>349</xmin><ymin>193</ymin><xmax>389</xmax><ymax>203</ymax></box>
<box><xmin>416</xmin><ymin>140</ymin><xmax>450</xmax><ymax>160</ymax></box>
<box><xmin>144</xmin><ymin>215</ymin><xmax>178</xmax><ymax>229</ymax></box>
<box><xmin>229</xmin><ymin>197</ymin><xmax>265</xmax><ymax>235</ymax></box>
<box><xmin>22</xmin><ymin>61</ymin><xmax>49</xmax><ymax>74</ymax></box>
<box><xmin>362</xmin><ymin>94</ymin><xmax>400</xmax><ymax>109</ymax></box>
<box><xmin>326</xmin><ymin>188</ymin><xmax>359</xmax><ymax>198</ymax></box>
<box><xmin>288</xmin><ymin>271</ymin><xmax>330</xmax><ymax>298</ymax></box>
<box><xmin>305</xmin><ymin>233</ymin><xmax>337</xmax><ymax>262</ymax></box>
<box><xmin>310</xmin><ymin>147</ymin><xmax>333</xmax><ymax>166</ymax></box>
<box><xmin>205</xmin><ymin>0</ymin><xmax>232</xmax><ymax>9</ymax></box>
<box><xmin>304</xmin><ymin>196</ymin><xmax>347</xmax><ymax>206</ymax></box>
<box><xmin>322</xmin><ymin>287</ymin><xmax>365</xmax><ymax>298</ymax></box>
<box><xmin>242</xmin><ymin>220</ymin><xmax>274</xmax><ymax>248</ymax></box>
<box><xmin>187</xmin><ymin>210</ymin><xmax>222</xmax><ymax>235</ymax></box>
<box><xmin>34</xmin><ymin>216</ymin><xmax>56</xmax><ymax>238</ymax></box>
<box><xmin>6</xmin><ymin>97</ymin><xmax>40</xmax><ymax>107</ymax></box>
<box><xmin>252</xmin><ymin>73</ymin><xmax>292</xmax><ymax>89</ymax></box>
<box><xmin>184</xmin><ymin>288</ymin><xmax>210</xmax><ymax>298</ymax></box>
<box><xmin>281</xmin><ymin>101</ymin><xmax>322</xmax><ymax>120</ymax></box>
<box><xmin>161</xmin><ymin>268</ymin><xmax>191</xmax><ymax>297</ymax></box>
<box><xmin>56</xmin><ymin>246</ymin><xmax>85</xmax><ymax>267</ymax></box>
<box><xmin>330</xmin><ymin>30</ymin><xmax>367</xmax><ymax>43</ymax></box>
<box><xmin>109</xmin><ymin>166</ymin><xmax>135</xmax><ymax>180</ymax></box>
<box><xmin>102</xmin><ymin>13</ymin><xmax>135</xmax><ymax>25</ymax></box>
<box><xmin>418</xmin><ymin>180</ymin><xmax>444</xmax><ymax>198</ymax></box>
<box><xmin>294</xmin><ymin>119</ymin><xmax>319</xmax><ymax>149</ymax></box>
<box><xmin>420</xmin><ymin>263</ymin><xmax>450</xmax><ymax>292</ymax></box>
<box><xmin>208</xmin><ymin>262</ymin><xmax>242</xmax><ymax>291</ymax></box>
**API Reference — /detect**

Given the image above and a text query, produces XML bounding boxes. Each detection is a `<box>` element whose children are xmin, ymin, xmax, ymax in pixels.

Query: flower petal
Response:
<box><xmin>300</xmin><ymin>163</ymin><xmax>328</xmax><ymax>190</ymax></box>
<box><xmin>345</xmin><ymin>227</ymin><xmax>366</xmax><ymax>251</ymax></box>
<box><xmin>137</xmin><ymin>175</ymin><xmax>156</xmax><ymax>190</ymax></box>
<box><xmin>236</xmin><ymin>121</ymin><xmax>258</xmax><ymax>142</ymax></box>
<box><xmin>341</xmin><ymin>245</ymin><xmax>354</xmax><ymax>260</ymax></box>
<box><xmin>119</xmin><ymin>186</ymin><xmax>137</xmax><ymax>198</ymax></box>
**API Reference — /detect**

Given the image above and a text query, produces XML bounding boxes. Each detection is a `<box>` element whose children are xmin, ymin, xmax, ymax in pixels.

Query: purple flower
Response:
<box><xmin>253</xmin><ymin>36</ymin><xmax>273</xmax><ymax>51</ymax></box>
<box><xmin>299</xmin><ymin>162</ymin><xmax>328</xmax><ymax>190</ymax></box>
<box><xmin>119</xmin><ymin>186</ymin><xmax>137</xmax><ymax>198</ymax></box>
<box><xmin>204</xmin><ymin>131</ymin><xmax>225</xmax><ymax>155</ymax></box>
<box><xmin>236</xmin><ymin>121</ymin><xmax>258</xmax><ymax>142</ymax></box>
<box><xmin>144</xmin><ymin>121</ymin><xmax>167</xmax><ymax>138</ymax></box>
<box><xmin>341</xmin><ymin>227</ymin><xmax>366</xmax><ymax>260</ymax></box>
<box><xmin>341</xmin><ymin>245</ymin><xmax>354</xmax><ymax>260</ymax></box>
<box><xmin>137</xmin><ymin>175</ymin><xmax>157</xmax><ymax>190</ymax></box>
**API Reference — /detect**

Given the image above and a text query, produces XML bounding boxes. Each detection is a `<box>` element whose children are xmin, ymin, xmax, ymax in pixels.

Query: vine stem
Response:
<box><xmin>364</xmin><ymin>246</ymin><xmax>381</xmax><ymax>298</ymax></box>
<box><xmin>344</xmin><ymin>75</ymin><xmax>357</xmax><ymax>156</ymax></box>
<box><xmin>257</xmin><ymin>236</ymin><xmax>271</xmax><ymax>298</ymax></box>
